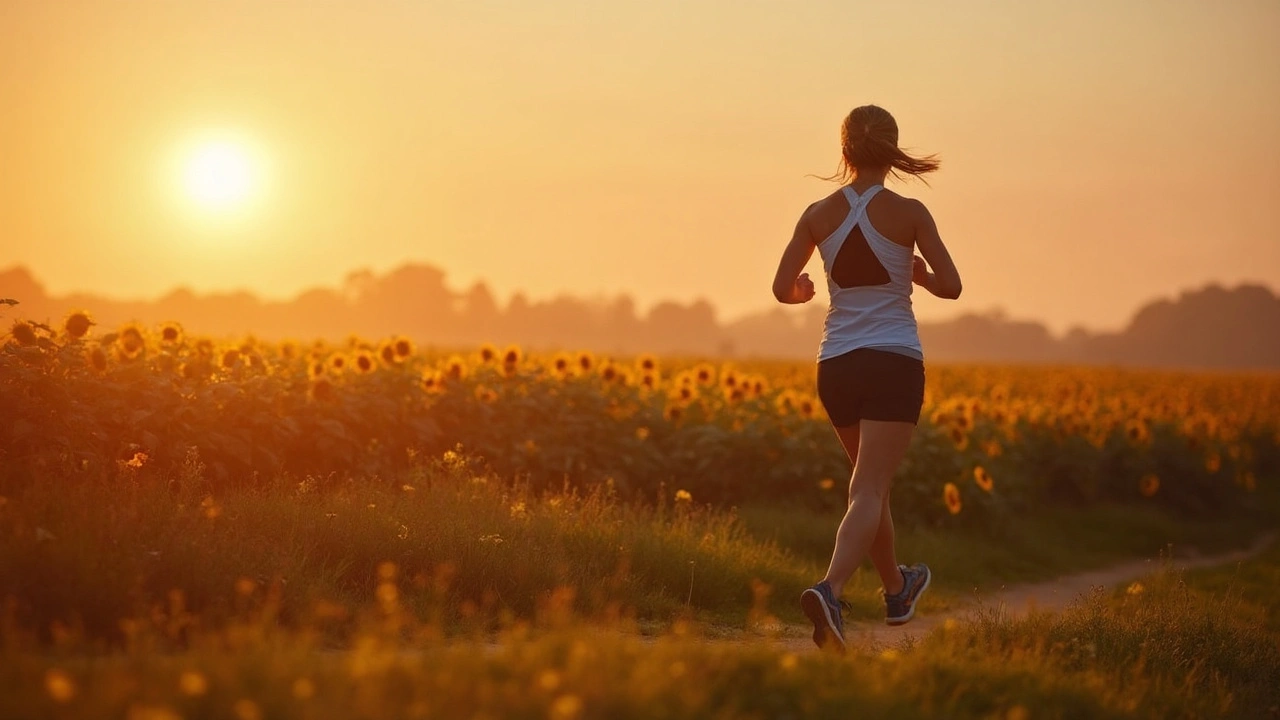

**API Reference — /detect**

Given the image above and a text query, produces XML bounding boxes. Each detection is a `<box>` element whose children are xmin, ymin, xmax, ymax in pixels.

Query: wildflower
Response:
<box><xmin>1205</xmin><ymin>452</ymin><xmax>1222</xmax><ymax>474</ymax></box>
<box><xmin>63</xmin><ymin>311</ymin><xmax>93</xmax><ymax>339</ymax></box>
<box><xmin>550</xmin><ymin>694</ymin><xmax>583</xmax><ymax>720</ymax></box>
<box><xmin>393</xmin><ymin>335</ymin><xmax>414</xmax><ymax>359</ymax></box>
<box><xmin>158</xmin><ymin>322</ymin><xmax>183</xmax><ymax>346</ymax></box>
<box><xmin>635</xmin><ymin>426</ymin><xmax>650</xmax><ymax>441</ymax></box>
<box><xmin>45</xmin><ymin>669</ymin><xmax>76</xmax><ymax>703</ymax></box>
<box><xmin>292</xmin><ymin>678</ymin><xmax>315</xmax><ymax>700</ymax></box>
<box><xmin>1126</xmin><ymin>582</ymin><xmax>1145</xmax><ymax>596</ymax></box>
<box><xmin>818</xmin><ymin>478</ymin><xmax>836</xmax><ymax>491</ymax></box>
<box><xmin>233</xmin><ymin>699</ymin><xmax>262</xmax><ymax>720</ymax></box>
<box><xmin>982</xmin><ymin>439</ymin><xmax>1003</xmax><ymax>458</ymax></box>
<box><xmin>943</xmin><ymin>482</ymin><xmax>962</xmax><ymax>515</ymax></box>
<box><xmin>125</xmin><ymin>451</ymin><xmax>149</xmax><ymax>469</ymax></box>
<box><xmin>477</xmin><ymin>343</ymin><xmax>498</xmax><ymax>364</ymax></box>
<box><xmin>1139</xmin><ymin>473</ymin><xmax>1160</xmax><ymax>498</ymax></box>
<box><xmin>510</xmin><ymin>501</ymin><xmax>528</xmax><ymax>519</ymax></box>
<box><xmin>9</xmin><ymin>320</ymin><xmax>38</xmax><ymax>346</ymax></box>
<box><xmin>179</xmin><ymin>671</ymin><xmax>208</xmax><ymax>696</ymax></box>
<box><xmin>354</xmin><ymin>351</ymin><xmax>376</xmax><ymax>374</ymax></box>
<box><xmin>674</xmin><ymin>489</ymin><xmax>693</xmax><ymax>503</ymax></box>
<box><xmin>973</xmin><ymin>466</ymin><xmax>994</xmax><ymax>493</ymax></box>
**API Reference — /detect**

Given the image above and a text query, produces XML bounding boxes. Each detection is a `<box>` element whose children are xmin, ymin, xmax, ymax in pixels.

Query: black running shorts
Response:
<box><xmin>816</xmin><ymin>348</ymin><xmax>925</xmax><ymax>427</ymax></box>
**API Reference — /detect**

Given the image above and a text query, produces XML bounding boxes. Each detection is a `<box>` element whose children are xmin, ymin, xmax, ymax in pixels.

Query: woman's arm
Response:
<box><xmin>909</xmin><ymin>200</ymin><xmax>962</xmax><ymax>300</ymax></box>
<box><xmin>772</xmin><ymin>209</ymin><xmax>818</xmax><ymax>304</ymax></box>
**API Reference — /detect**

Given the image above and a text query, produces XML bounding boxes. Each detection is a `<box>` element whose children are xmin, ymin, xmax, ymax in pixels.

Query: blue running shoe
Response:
<box><xmin>884</xmin><ymin>563</ymin><xmax>931</xmax><ymax>626</ymax></box>
<box><xmin>800</xmin><ymin>581</ymin><xmax>849</xmax><ymax>652</ymax></box>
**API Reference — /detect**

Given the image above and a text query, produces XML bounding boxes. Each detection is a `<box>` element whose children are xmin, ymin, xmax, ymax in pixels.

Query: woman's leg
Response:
<box><xmin>822</xmin><ymin>419</ymin><xmax>915</xmax><ymax>597</ymax></box>
<box><xmin>835</xmin><ymin>424</ymin><xmax>906</xmax><ymax>597</ymax></box>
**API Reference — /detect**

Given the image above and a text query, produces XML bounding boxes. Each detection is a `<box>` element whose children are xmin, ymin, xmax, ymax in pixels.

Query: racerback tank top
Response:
<box><xmin>815</xmin><ymin>185</ymin><xmax>923</xmax><ymax>362</ymax></box>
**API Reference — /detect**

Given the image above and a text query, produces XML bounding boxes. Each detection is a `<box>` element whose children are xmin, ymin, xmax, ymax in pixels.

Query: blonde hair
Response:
<box><xmin>825</xmin><ymin>105</ymin><xmax>940</xmax><ymax>183</ymax></box>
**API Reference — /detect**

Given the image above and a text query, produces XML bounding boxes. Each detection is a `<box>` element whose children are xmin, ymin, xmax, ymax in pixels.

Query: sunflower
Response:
<box><xmin>551</xmin><ymin>353</ymin><xmax>573</xmax><ymax>377</ymax></box>
<box><xmin>444</xmin><ymin>355</ymin><xmax>467</xmax><ymax>381</ymax></box>
<box><xmin>774</xmin><ymin>390</ymin><xmax>796</xmax><ymax>414</ymax></box>
<box><xmin>308</xmin><ymin>359</ymin><xmax>328</xmax><ymax>380</ymax></box>
<box><xmin>663</xmin><ymin>404</ymin><xmax>684</xmax><ymax>422</ymax></box>
<box><xmin>477</xmin><ymin>343</ymin><xmax>498</xmax><ymax>364</ymax></box>
<box><xmin>1205</xmin><ymin>452</ymin><xmax>1222</xmax><ymax>474</ymax></box>
<box><xmin>693</xmin><ymin>363</ymin><xmax>716</xmax><ymax>386</ymax></box>
<box><xmin>943</xmin><ymin>482</ymin><xmax>962</xmax><ymax>515</ymax></box>
<box><xmin>63</xmin><ymin>312</ymin><xmax>93</xmax><ymax>340</ymax></box>
<box><xmin>636</xmin><ymin>354</ymin><xmax>658</xmax><ymax>374</ymax></box>
<box><xmin>354</xmin><ymin>351</ymin><xmax>376</xmax><ymax>375</ymax></box>
<box><xmin>421</xmin><ymin>369</ymin><xmax>445</xmax><ymax>395</ymax></box>
<box><xmin>194</xmin><ymin>338</ymin><xmax>215</xmax><ymax>357</ymax></box>
<box><xmin>1138</xmin><ymin>473</ymin><xmax>1160</xmax><ymax>498</ymax></box>
<box><xmin>949</xmin><ymin>426</ymin><xmax>969</xmax><ymax>451</ymax></box>
<box><xmin>501</xmin><ymin>345</ymin><xmax>521</xmax><ymax>374</ymax></box>
<box><xmin>155</xmin><ymin>322</ymin><xmax>183</xmax><ymax>347</ymax></box>
<box><xmin>379</xmin><ymin>342</ymin><xmax>398</xmax><ymax>367</ymax></box>
<box><xmin>599</xmin><ymin>362</ymin><xmax>618</xmax><ymax>383</ymax></box>
<box><xmin>973</xmin><ymin>466</ymin><xmax>994</xmax><ymax>493</ymax></box>
<box><xmin>797</xmin><ymin>397</ymin><xmax>816</xmax><ymax>419</ymax></box>
<box><xmin>672</xmin><ymin>385</ymin><xmax>695</xmax><ymax>403</ymax></box>
<box><xmin>328</xmin><ymin>354</ymin><xmax>348</xmax><ymax>374</ymax></box>
<box><xmin>86</xmin><ymin>345</ymin><xmax>109</xmax><ymax>373</ymax></box>
<box><xmin>8</xmin><ymin>320</ymin><xmax>38</xmax><ymax>346</ymax></box>
<box><xmin>393</xmin><ymin>336</ymin><xmax>414</xmax><ymax>359</ymax></box>
<box><xmin>220</xmin><ymin>349</ymin><xmax>241</xmax><ymax>370</ymax></box>
<box><xmin>576</xmin><ymin>350</ymin><xmax>595</xmax><ymax>374</ymax></box>
<box><xmin>474</xmin><ymin>385</ymin><xmax>498</xmax><ymax>404</ymax></box>
<box><xmin>116</xmin><ymin>324</ymin><xmax>146</xmax><ymax>360</ymax></box>
<box><xmin>640</xmin><ymin>372</ymin><xmax>659</xmax><ymax>391</ymax></box>
<box><xmin>309</xmin><ymin>377</ymin><xmax>335</xmax><ymax>402</ymax></box>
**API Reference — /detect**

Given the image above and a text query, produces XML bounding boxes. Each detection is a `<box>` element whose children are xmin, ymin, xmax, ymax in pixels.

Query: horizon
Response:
<box><xmin>4</xmin><ymin>262</ymin><xmax>1275</xmax><ymax>343</ymax></box>
<box><xmin>2</xmin><ymin>1</ymin><xmax>1278</xmax><ymax>336</ymax></box>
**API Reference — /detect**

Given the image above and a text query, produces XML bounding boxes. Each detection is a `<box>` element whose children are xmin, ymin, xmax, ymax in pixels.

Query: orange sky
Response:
<box><xmin>2</xmin><ymin>0</ymin><xmax>1278</xmax><ymax>334</ymax></box>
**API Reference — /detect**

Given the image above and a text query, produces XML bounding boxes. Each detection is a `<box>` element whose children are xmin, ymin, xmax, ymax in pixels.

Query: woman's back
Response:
<box><xmin>809</xmin><ymin>183</ymin><xmax>923</xmax><ymax>361</ymax></box>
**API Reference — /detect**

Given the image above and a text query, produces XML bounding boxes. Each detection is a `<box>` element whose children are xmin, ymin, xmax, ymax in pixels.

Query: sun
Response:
<box><xmin>179</xmin><ymin>135</ymin><xmax>263</xmax><ymax>213</ymax></box>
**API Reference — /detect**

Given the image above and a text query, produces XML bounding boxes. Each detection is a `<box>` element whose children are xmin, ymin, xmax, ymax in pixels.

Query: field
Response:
<box><xmin>2</xmin><ymin>312</ymin><xmax>1279</xmax><ymax>718</ymax></box>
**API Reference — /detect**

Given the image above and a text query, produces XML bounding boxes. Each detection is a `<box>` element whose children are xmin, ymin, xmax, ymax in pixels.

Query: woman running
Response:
<box><xmin>772</xmin><ymin>104</ymin><xmax>962</xmax><ymax>652</ymax></box>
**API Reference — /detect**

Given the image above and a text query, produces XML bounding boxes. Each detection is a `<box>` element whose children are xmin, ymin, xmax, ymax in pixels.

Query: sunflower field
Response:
<box><xmin>2</xmin><ymin>310</ymin><xmax>1277</xmax><ymax>526</ymax></box>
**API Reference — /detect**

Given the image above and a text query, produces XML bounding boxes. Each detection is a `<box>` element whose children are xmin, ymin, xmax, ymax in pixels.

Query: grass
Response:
<box><xmin>5</xmin><ymin>550</ymin><xmax>1278</xmax><ymax>719</ymax></box>
<box><xmin>3</xmin><ymin>463</ymin><xmax>1278</xmax><ymax>718</ymax></box>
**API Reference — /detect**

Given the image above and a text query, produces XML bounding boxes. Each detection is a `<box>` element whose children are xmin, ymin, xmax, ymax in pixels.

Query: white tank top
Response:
<box><xmin>815</xmin><ymin>185</ymin><xmax>923</xmax><ymax>362</ymax></box>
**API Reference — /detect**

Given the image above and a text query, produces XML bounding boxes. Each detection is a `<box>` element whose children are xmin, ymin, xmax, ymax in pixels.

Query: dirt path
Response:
<box><xmin>769</xmin><ymin>532</ymin><xmax>1277</xmax><ymax>652</ymax></box>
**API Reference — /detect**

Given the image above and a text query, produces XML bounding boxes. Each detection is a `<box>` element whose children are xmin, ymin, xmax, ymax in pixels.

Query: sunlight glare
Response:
<box><xmin>179</xmin><ymin>135</ymin><xmax>263</xmax><ymax>214</ymax></box>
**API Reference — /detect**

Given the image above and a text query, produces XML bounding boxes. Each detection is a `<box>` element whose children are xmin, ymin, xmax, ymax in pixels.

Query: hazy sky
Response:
<box><xmin>2</xmin><ymin>0</ymin><xmax>1277</xmax><ymax>333</ymax></box>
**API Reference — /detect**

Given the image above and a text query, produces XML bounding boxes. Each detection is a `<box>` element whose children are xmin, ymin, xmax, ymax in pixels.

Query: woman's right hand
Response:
<box><xmin>912</xmin><ymin>255</ymin><xmax>930</xmax><ymax>287</ymax></box>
